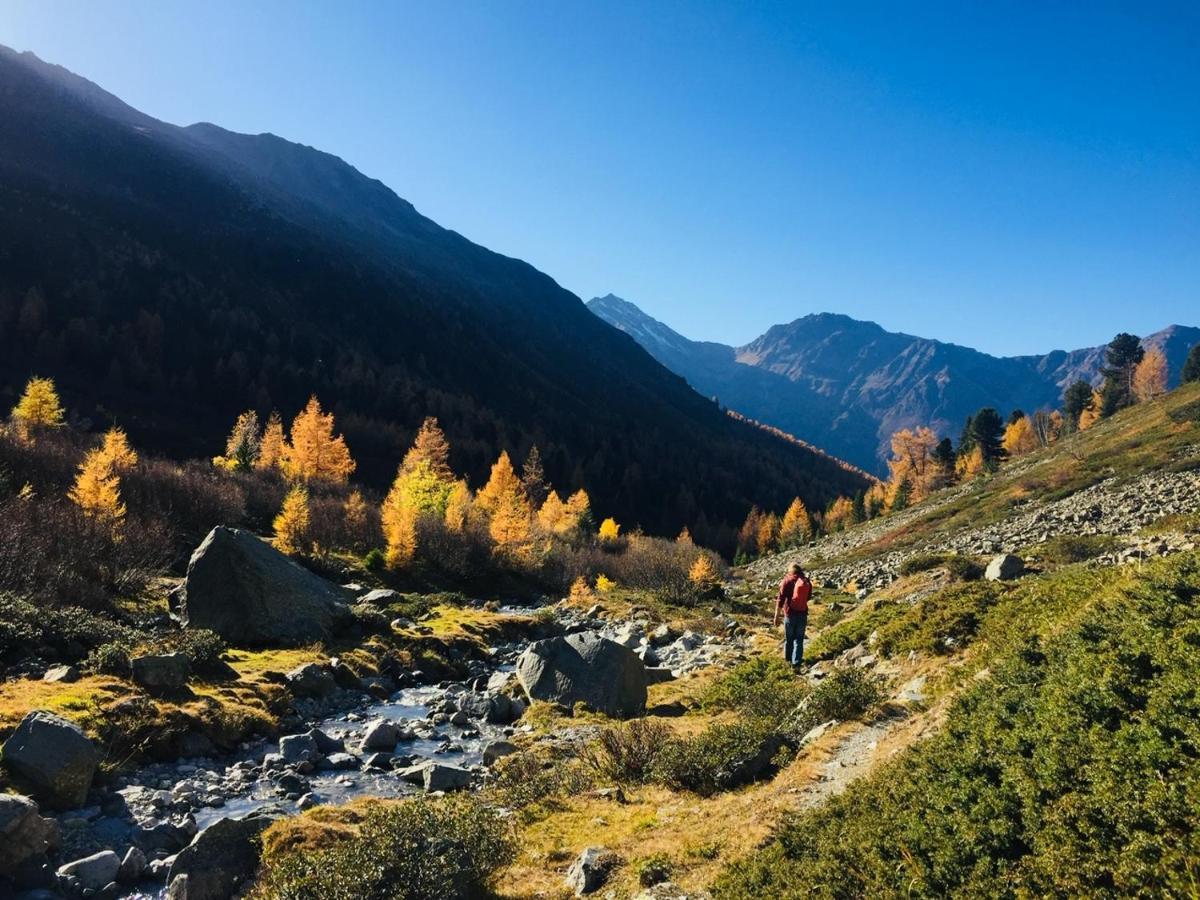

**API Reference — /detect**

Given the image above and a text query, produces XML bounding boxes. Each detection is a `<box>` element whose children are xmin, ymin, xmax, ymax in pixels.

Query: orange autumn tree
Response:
<box><xmin>281</xmin><ymin>396</ymin><xmax>355</xmax><ymax>483</ymax></box>
<box><xmin>1078</xmin><ymin>389</ymin><xmax>1103</xmax><ymax>431</ymax></box>
<box><xmin>1132</xmin><ymin>347</ymin><xmax>1168</xmax><ymax>402</ymax></box>
<box><xmin>100</xmin><ymin>426</ymin><xmax>139</xmax><ymax>472</ymax></box>
<box><xmin>11</xmin><ymin>375</ymin><xmax>64</xmax><ymax>439</ymax></box>
<box><xmin>756</xmin><ymin>512</ymin><xmax>780</xmax><ymax>556</ymax></box>
<box><xmin>779</xmin><ymin>497</ymin><xmax>812</xmax><ymax>548</ymax></box>
<box><xmin>476</xmin><ymin>451</ymin><xmax>532</xmax><ymax>546</ymax></box>
<box><xmin>381</xmin><ymin>418</ymin><xmax>457</xmax><ymax>568</ymax></box>
<box><xmin>886</xmin><ymin>427</ymin><xmax>941</xmax><ymax>505</ymax></box>
<box><xmin>69</xmin><ymin>449</ymin><xmax>126</xmax><ymax>532</ymax></box>
<box><xmin>824</xmin><ymin>496</ymin><xmax>856</xmax><ymax>532</ymax></box>
<box><xmin>1001</xmin><ymin>415</ymin><xmax>1039</xmax><ymax>457</ymax></box>
<box><xmin>272</xmin><ymin>484</ymin><xmax>311</xmax><ymax>556</ymax></box>
<box><xmin>257</xmin><ymin>412</ymin><xmax>287</xmax><ymax>472</ymax></box>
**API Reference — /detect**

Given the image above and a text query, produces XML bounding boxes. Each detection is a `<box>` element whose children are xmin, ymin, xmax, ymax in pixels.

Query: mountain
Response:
<box><xmin>588</xmin><ymin>294</ymin><xmax>1200</xmax><ymax>473</ymax></box>
<box><xmin>0</xmin><ymin>46</ymin><xmax>872</xmax><ymax>551</ymax></box>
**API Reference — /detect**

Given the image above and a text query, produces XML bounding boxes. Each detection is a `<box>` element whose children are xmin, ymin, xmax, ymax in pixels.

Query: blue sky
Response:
<box><xmin>2</xmin><ymin>1</ymin><xmax>1197</xmax><ymax>355</ymax></box>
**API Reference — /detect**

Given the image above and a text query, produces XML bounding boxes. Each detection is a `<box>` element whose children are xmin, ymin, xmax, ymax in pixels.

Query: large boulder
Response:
<box><xmin>131</xmin><ymin>653</ymin><xmax>190</xmax><ymax>691</ymax></box>
<box><xmin>1</xmin><ymin>711</ymin><xmax>99</xmax><ymax>809</ymax></box>
<box><xmin>517</xmin><ymin>632</ymin><xmax>648</xmax><ymax>718</ymax></box>
<box><xmin>0</xmin><ymin>793</ymin><xmax>59</xmax><ymax>878</ymax></box>
<box><xmin>179</xmin><ymin>526</ymin><xmax>352</xmax><ymax>646</ymax></box>
<box><xmin>166</xmin><ymin>809</ymin><xmax>282</xmax><ymax>900</ymax></box>
<box><xmin>985</xmin><ymin>553</ymin><xmax>1025</xmax><ymax>581</ymax></box>
<box><xmin>56</xmin><ymin>850</ymin><xmax>120</xmax><ymax>892</ymax></box>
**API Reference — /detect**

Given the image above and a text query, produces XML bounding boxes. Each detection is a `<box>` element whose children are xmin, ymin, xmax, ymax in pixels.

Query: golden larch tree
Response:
<box><xmin>100</xmin><ymin>426</ymin><xmax>139</xmax><ymax>471</ymax></box>
<box><xmin>272</xmin><ymin>484</ymin><xmax>311</xmax><ymax>556</ymax></box>
<box><xmin>1132</xmin><ymin>348</ymin><xmax>1168</xmax><ymax>402</ymax></box>
<box><xmin>824</xmin><ymin>496</ymin><xmax>855</xmax><ymax>532</ymax></box>
<box><xmin>886</xmin><ymin>427</ymin><xmax>941</xmax><ymax>503</ymax></box>
<box><xmin>218</xmin><ymin>411</ymin><xmax>262</xmax><ymax>471</ymax></box>
<box><xmin>69</xmin><ymin>449</ymin><xmax>126</xmax><ymax>531</ymax></box>
<box><xmin>779</xmin><ymin>497</ymin><xmax>812</xmax><ymax>548</ymax></box>
<box><xmin>1078</xmin><ymin>389</ymin><xmax>1103</xmax><ymax>431</ymax></box>
<box><xmin>257</xmin><ymin>412</ymin><xmax>287</xmax><ymax>472</ymax></box>
<box><xmin>756</xmin><ymin>512</ymin><xmax>780</xmax><ymax>556</ymax></box>
<box><xmin>282</xmin><ymin>396</ymin><xmax>355</xmax><ymax>483</ymax></box>
<box><xmin>564</xmin><ymin>489</ymin><xmax>592</xmax><ymax>534</ymax></box>
<box><xmin>536</xmin><ymin>490</ymin><xmax>567</xmax><ymax>535</ymax></box>
<box><xmin>342</xmin><ymin>490</ymin><xmax>370</xmax><ymax>550</ymax></box>
<box><xmin>11</xmin><ymin>375</ymin><xmax>64</xmax><ymax>438</ymax></box>
<box><xmin>444</xmin><ymin>480</ymin><xmax>474</xmax><ymax>533</ymax></box>
<box><xmin>476</xmin><ymin>452</ymin><xmax>531</xmax><ymax>546</ymax></box>
<box><xmin>1001</xmin><ymin>416</ymin><xmax>1038</xmax><ymax>457</ymax></box>
<box><xmin>689</xmin><ymin>554</ymin><xmax>722</xmax><ymax>594</ymax></box>
<box><xmin>956</xmin><ymin>445</ymin><xmax>986</xmax><ymax>479</ymax></box>
<box><xmin>598</xmin><ymin>516</ymin><xmax>621</xmax><ymax>545</ymax></box>
<box><xmin>403</xmin><ymin>417</ymin><xmax>453</xmax><ymax>481</ymax></box>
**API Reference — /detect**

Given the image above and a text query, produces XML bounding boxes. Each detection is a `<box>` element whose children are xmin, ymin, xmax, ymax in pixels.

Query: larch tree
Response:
<box><xmin>676</xmin><ymin>526</ymin><xmax>694</xmax><ymax>546</ymax></box>
<box><xmin>11</xmin><ymin>375</ymin><xmax>64</xmax><ymax>438</ymax></box>
<box><xmin>342</xmin><ymin>490</ymin><xmax>370</xmax><ymax>550</ymax></box>
<box><xmin>564</xmin><ymin>489</ymin><xmax>592</xmax><ymax>535</ymax></box>
<box><xmin>257</xmin><ymin>412</ymin><xmax>287</xmax><ymax>472</ymax></box>
<box><xmin>69</xmin><ymin>448</ymin><xmax>126</xmax><ymax>531</ymax></box>
<box><xmin>756</xmin><ymin>512</ymin><xmax>780</xmax><ymax>556</ymax></box>
<box><xmin>219</xmin><ymin>411</ymin><xmax>262</xmax><ymax>471</ymax></box>
<box><xmin>689</xmin><ymin>554</ymin><xmax>722</xmax><ymax>595</ymax></box>
<box><xmin>520</xmin><ymin>445</ymin><xmax>550</xmax><ymax>507</ymax></box>
<box><xmin>1078</xmin><ymin>389</ymin><xmax>1103</xmax><ymax>431</ymax></box>
<box><xmin>1001</xmin><ymin>415</ymin><xmax>1038</xmax><ymax>457</ymax></box>
<box><xmin>956</xmin><ymin>445</ymin><xmax>986</xmax><ymax>479</ymax></box>
<box><xmin>282</xmin><ymin>396</ymin><xmax>356</xmax><ymax>483</ymax></box>
<box><xmin>1132</xmin><ymin>348</ymin><xmax>1168</xmax><ymax>402</ymax></box>
<box><xmin>404</xmin><ymin>417</ymin><xmax>453</xmax><ymax>481</ymax></box>
<box><xmin>101</xmin><ymin>427</ymin><xmax>139</xmax><ymax>471</ymax></box>
<box><xmin>864</xmin><ymin>482</ymin><xmax>889</xmax><ymax>519</ymax></box>
<box><xmin>886</xmin><ymin>427</ymin><xmax>941</xmax><ymax>502</ymax></box>
<box><xmin>476</xmin><ymin>451</ymin><xmax>532</xmax><ymax>546</ymax></box>
<box><xmin>444</xmin><ymin>480</ymin><xmax>475</xmax><ymax>533</ymax></box>
<box><xmin>779</xmin><ymin>498</ymin><xmax>812</xmax><ymax>548</ymax></box>
<box><xmin>598</xmin><ymin>516</ymin><xmax>621</xmax><ymax>545</ymax></box>
<box><xmin>824</xmin><ymin>496</ymin><xmax>855</xmax><ymax>532</ymax></box>
<box><xmin>272</xmin><ymin>484</ymin><xmax>311</xmax><ymax>556</ymax></box>
<box><xmin>736</xmin><ymin>507</ymin><xmax>763</xmax><ymax>558</ymax></box>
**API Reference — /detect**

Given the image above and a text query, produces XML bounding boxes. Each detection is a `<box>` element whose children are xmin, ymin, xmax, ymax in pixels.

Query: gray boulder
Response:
<box><xmin>360</xmin><ymin>720</ymin><xmax>400</xmax><ymax>751</ymax></box>
<box><xmin>131</xmin><ymin>653</ymin><xmax>190</xmax><ymax>691</ymax></box>
<box><xmin>0</xmin><ymin>793</ymin><xmax>59</xmax><ymax>877</ymax></box>
<box><xmin>286</xmin><ymin>663</ymin><xmax>337</xmax><ymax>698</ymax></box>
<box><xmin>423</xmin><ymin>763</ymin><xmax>471</xmax><ymax>792</ymax></box>
<box><xmin>566</xmin><ymin>847</ymin><xmax>616</xmax><ymax>895</ymax></box>
<box><xmin>985</xmin><ymin>554</ymin><xmax>1025</xmax><ymax>581</ymax></box>
<box><xmin>358</xmin><ymin>588</ymin><xmax>402</xmax><ymax>607</ymax></box>
<box><xmin>117</xmin><ymin>846</ymin><xmax>146</xmax><ymax>884</ymax></box>
<box><xmin>42</xmin><ymin>665</ymin><xmax>80</xmax><ymax>684</ymax></box>
<box><xmin>278</xmin><ymin>734</ymin><xmax>319</xmax><ymax>763</ymax></box>
<box><xmin>56</xmin><ymin>850</ymin><xmax>120</xmax><ymax>892</ymax></box>
<box><xmin>517</xmin><ymin>632</ymin><xmax>648</xmax><ymax>718</ymax></box>
<box><xmin>179</xmin><ymin>526</ymin><xmax>352</xmax><ymax>646</ymax></box>
<box><xmin>166</xmin><ymin>809</ymin><xmax>282</xmax><ymax>900</ymax></box>
<box><xmin>483</xmin><ymin>740</ymin><xmax>518</xmax><ymax>766</ymax></box>
<box><xmin>1</xmin><ymin>711</ymin><xmax>99</xmax><ymax>809</ymax></box>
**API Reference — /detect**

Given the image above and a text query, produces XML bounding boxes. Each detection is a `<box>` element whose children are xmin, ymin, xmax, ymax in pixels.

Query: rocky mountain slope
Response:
<box><xmin>0</xmin><ymin>46</ymin><xmax>869</xmax><ymax>544</ymax></box>
<box><xmin>589</xmin><ymin>293</ymin><xmax>1199</xmax><ymax>473</ymax></box>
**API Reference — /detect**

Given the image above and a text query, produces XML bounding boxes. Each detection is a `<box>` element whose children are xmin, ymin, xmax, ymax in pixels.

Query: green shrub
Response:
<box><xmin>653</xmin><ymin>720</ymin><xmax>781</xmax><ymax>796</ymax></box>
<box><xmin>782</xmin><ymin>667</ymin><xmax>882</xmax><ymax>741</ymax></box>
<box><xmin>943</xmin><ymin>555</ymin><xmax>984</xmax><ymax>581</ymax></box>
<box><xmin>716</xmin><ymin>552</ymin><xmax>1200</xmax><ymax>899</ymax></box>
<box><xmin>1035</xmin><ymin>534</ymin><xmax>1120</xmax><ymax>566</ymax></box>
<box><xmin>252</xmin><ymin>795</ymin><xmax>515</xmax><ymax>900</ymax></box>
<box><xmin>805</xmin><ymin>602</ymin><xmax>901</xmax><ymax>662</ymax></box>
<box><xmin>84</xmin><ymin>640</ymin><xmax>133</xmax><ymax>675</ymax></box>
<box><xmin>363</xmin><ymin>548</ymin><xmax>386</xmax><ymax>572</ymax></box>
<box><xmin>702</xmin><ymin>656</ymin><xmax>807</xmax><ymax>725</ymax></box>
<box><xmin>898</xmin><ymin>553</ymin><xmax>948</xmax><ymax>576</ymax></box>
<box><xmin>582</xmin><ymin>718</ymin><xmax>673</xmax><ymax>784</ymax></box>
<box><xmin>637</xmin><ymin>853</ymin><xmax>673</xmax><ymax>887</ymax></box>
<box><xmin>158</xmin><ymin>629</ymin><xmax>228</xmax><ymax>674</ymax></box>
<box><xmin>486</xmin><ymin>750</ymin><xmax>595</xmax><ymax>812</ymax></box>
<box><xmin>874</xmin><ymin>582</ymin><xmax>1003</xmax><ymax>656</ymax></box>
<box><xmin>0</xmin><ymin>592</ymin><xmax>141</xmax><ymax>665</ymax></box>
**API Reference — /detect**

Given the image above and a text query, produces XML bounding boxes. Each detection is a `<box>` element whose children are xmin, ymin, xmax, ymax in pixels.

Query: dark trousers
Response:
<box><xmin>784</xmin><ymin>611</ymin><xmax>807</xmax><ymax>666</ymax></box>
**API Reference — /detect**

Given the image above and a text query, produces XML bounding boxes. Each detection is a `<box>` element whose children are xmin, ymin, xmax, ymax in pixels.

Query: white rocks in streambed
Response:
<box><xmin>57</xmin><ymin>849</ymin><xmax>121</xmax><ymax>892</ymax></box>
<box><xmin>360</xmin><ymin>719</ymin><xmax>401</xmax><ymax>751</ymax></box>
<box><xmin>278</xmin><ymin>733</ymin><xmax>320</xmax><ymax>763</ymax></box>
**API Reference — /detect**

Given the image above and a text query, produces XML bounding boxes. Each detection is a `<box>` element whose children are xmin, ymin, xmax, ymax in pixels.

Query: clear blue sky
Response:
<box><xmin>3</xmin><ymin>1</ymin><xmax>1197</xmax><ymax>355</ymax></box>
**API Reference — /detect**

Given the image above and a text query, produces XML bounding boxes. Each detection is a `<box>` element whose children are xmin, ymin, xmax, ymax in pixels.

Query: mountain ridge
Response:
<box><xmin>588</xmin><ymin>294</ymin><xmax>1199</xmax><ymax>473</ymax></box>
<box><xmin>0</xmin><ymin>45</ymin><xmax>870</xmax><ymax>550</ymax></box>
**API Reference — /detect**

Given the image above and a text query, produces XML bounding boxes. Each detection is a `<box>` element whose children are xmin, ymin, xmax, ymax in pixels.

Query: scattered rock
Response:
<box><xmin>360</xmin><ymin>720</ymin><xmax>400</xmax><ymax>751</ymax></box>
<box><xmin>179</xmin><ymin>526</ymin><xmax>352</xmax><ymax>646</ymax></box>
<box><xmin>1</xmin><ymin>711</ymin><xmax>100</xmax><ymax>809</ymax></box>
<box><xmin>517</xmin><ymin>631</ymin><xmax>648</xmax><ymax>718</ymax></box>
<box><xmin>278</xmin><ymin>733</ymin><xmax>319</xmax><ymax>763</ymax></box>
<box><xmin>166</xmin><ymin>809</ymin><xmax>283</xmax><ymax>900</ymax></box>
<box><xmin>482</xmin><ymin>740</ymin><xmax>518</xmax><ymax>766</ymax></box>
<box><xmin>56</xmin><ymin>850</ymin><xmax>120</xmax><ymax>892</ymax></box>
<box><xmin>565</xmin><ymin>847</ymin><xmax>617</xmax><ymax>895</ymax></box>
<box><xmin>41</xmin><ymin>665</ymin><xmax>80</xmax><ymax>684</ymax></box>
<box><xmin>285</xmin><ymin>663</ymin><xmax>337</xmax><ymax>698</ymax></box>
<box><xmin>358</xmin><ymin>588</ymin><xmax>402</xmax><ymax>607</ymax></box>
<box><xmin>423</xmin><ymin>763</ymin><xmax>471</xmax><ymax>792</ymax></box>
<box><xmin>117</xmin><ymin>846</ymin><xmax>146</xmax><ymax>885</ymax></box>
<box><xmin>0</xmin><ymin>793</ymin><xmax>59</xmax><ymax>878</ymax></box>
<box><xmin>131</xmin><ymin>653</ymin><xmax>190</xmax><ymax>691</ymax></box>
<box><xmin>985</xmin><ymin>554</ymin><xmax>1025</xmax><ymax>581</ymax></box>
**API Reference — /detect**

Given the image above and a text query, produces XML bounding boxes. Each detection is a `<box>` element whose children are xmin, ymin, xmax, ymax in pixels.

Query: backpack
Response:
<box><xmin>789</xmin><ymin>577</ymin><xmax>812</xmax><ymax>614</ymax></box>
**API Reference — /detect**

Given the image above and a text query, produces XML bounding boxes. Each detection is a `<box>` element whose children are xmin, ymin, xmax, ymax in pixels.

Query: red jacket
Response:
<box><xmin>777</xmin><ymin>573</ymin><xmax>812</xmax><ymax>614</ymax></box>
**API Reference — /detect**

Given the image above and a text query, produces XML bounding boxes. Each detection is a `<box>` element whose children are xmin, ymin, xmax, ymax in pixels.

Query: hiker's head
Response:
<box><xmin>790</xmin><ymin>562</ymin><xmax>803</xmax><ymax>576</ymax></box>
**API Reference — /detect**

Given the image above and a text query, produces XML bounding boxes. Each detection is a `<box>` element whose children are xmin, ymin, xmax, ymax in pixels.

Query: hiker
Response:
<box><xmin>773</xmin><ymin>562</ymin><xmax>812</xmax><ymax>668</ymax></box>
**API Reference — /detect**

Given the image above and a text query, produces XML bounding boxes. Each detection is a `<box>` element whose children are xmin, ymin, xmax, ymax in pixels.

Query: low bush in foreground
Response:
<box><xmin>582</xmin><ymin>718</ymin><xmax>674</xmax><ymax>784</ymax></box>
<box><xmin>252</xmin><ymin>795</ymin><xmax>515</xmax><ymax>900</ymax></box>
<box><xmin>780</xmin><ymin>667</ymin><xmax>882</xmax><ymax>742</ymax></box>
<box><xmin>716</xmin><ymin>553</ymin><xmax>1200</xmax><ymax>898</ymax></box>
<box><xmin>701</xmin><ymin>655</ymin><xmax>807</xmax><ymax>725</ymax></box>
<box><xmin>652</xmin><ymin>719</ymin><xmax>781</xmax><ymax>796</ymax></box>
